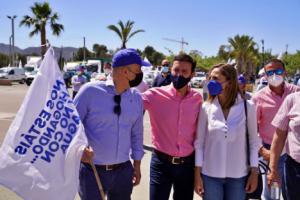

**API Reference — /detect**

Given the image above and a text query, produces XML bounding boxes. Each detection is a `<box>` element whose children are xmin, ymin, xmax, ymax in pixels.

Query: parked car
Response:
<box><xmin>25</xmin><ymin>70</ymin><xmax>38</xmax><ymax>86</ymax></box>
<box><xmin>191</xmin><ymin>72</ymin><xmax>206</xmax><ymax>88</ymax></box>
<box><xmin>143</xmin><ymin>71</ymin><xmax>155</xmax><ymax>88</ymax></box>
<box><xmin>0</xmin><ymin>67</ymin><xmax>26</xmax><ymax>84</ymax></box>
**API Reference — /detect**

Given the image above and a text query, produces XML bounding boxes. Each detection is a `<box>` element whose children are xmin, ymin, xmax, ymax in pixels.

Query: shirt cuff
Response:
<box><xmin>131</xmin><ymin>150</ymin><xmax>145</xmax><ymax>161</ymax></box>
<box><xmin>195</xmin><ymin>151</ymin><xmax>203</xmax><ymax>167</ymax></box>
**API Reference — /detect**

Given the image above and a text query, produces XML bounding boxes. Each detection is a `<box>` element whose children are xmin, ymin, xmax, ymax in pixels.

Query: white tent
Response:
<box><xmin>142</xmin><ymin>57</ymin><xmax>153</xmax><ymax>73</ymax></box>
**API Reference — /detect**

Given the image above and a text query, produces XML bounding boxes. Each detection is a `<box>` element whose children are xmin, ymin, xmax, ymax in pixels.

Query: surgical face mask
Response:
<box><xmin>171</xmin><ymin>74</ymin><xmax>191</xmax><ymax>90</ymax></box>
<box><xmin>161</xmin><ymin>66</ymin><xmax>169</xmax><ymax>73</ymax></box>
<box><xmin>129</xmin><ymin>72</ymin><xmax>143</xmax><ymax>87</ymax></box>
<box><xmin>207</xmin><ymin>80</ymin><xmax>223</xmax><ymax>96</ymax></box>
<box><xmin>267</xmin><ymin>74</ymin><xmax>284</xmax><ymax>87</ymax></box>
<box><xmin>104</xmin><ymin>69</ymin><xmax>111</xmax><ymax>75</ymax></box>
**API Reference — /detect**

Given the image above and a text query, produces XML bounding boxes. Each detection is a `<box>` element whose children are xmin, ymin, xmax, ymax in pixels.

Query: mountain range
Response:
<box><xmin>0</xmin><ymin>43</ymin><xmax>78</xmax><ymax>60</ymax></box>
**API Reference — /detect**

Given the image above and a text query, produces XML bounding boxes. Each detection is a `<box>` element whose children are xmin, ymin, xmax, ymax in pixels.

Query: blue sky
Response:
<box><xmin>0</xmin><ymin>0</ymin><xmax>299</xmax><ymax>56</ymax></box>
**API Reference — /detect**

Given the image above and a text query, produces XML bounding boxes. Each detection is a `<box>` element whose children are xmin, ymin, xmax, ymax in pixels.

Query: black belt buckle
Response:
<box><xmin>171</xmin><ymin>157</ymin><xmax>182</xmax><ymax>165</ymax></box>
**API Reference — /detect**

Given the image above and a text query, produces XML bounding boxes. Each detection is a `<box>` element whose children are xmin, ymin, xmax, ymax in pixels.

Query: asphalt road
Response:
<box><xmin>0</xmin><ymin>83</ymin><xmax>202</xmax><ymax>200</ymax></box>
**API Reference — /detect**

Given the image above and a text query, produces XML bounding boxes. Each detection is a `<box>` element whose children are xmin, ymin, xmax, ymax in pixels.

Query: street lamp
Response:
<box><xmin>261</xmin><ymin>39</ymin><xmax>265</xmax><ymax>68</ymax></box>
<box><xmin>7</xmin><ymin>15</ymin><xmax>17</xmax><ymax>66</ymax></box>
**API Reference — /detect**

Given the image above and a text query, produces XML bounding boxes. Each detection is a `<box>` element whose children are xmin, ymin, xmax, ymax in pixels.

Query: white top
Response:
<box><xmin>194</xmin><ymin>95</ymin><xmax>261</xmax><ymax>178</ymax></box>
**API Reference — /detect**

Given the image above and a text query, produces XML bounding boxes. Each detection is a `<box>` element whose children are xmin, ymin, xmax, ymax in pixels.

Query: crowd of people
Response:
<box><xmin>71</xmin><ymin>48</ymin><xmax>299</xmax><ymax>200</ymax></box>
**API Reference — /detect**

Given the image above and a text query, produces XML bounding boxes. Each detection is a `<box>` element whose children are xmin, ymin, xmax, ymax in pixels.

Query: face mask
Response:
<box><xmin>129</xmin><ymin>72</ymin><xmax>143</xmax><ymax>87</ymax></box>
<box><xmin>104</xmin><ymin>69</ymin><xmax>111</xmax><ymax>75</ymax></box>
<box><xmin>171</xmin><ymin>74</ymin><xmax>191</xmax><ymax>90</ymax></box>
<box><xmin>207</xmin><ymin>80</ymin><xmax>223</xmax><ymax>96</ymax></box>
<box><xmin>161</xmin><ymin>66</ymin><xmax>169</xmax><ymax>73</ymax></box>
<box><xmin>267</xmin><ymin>74</ymin><xmax>284</xmax><ymax>87</ymax></box>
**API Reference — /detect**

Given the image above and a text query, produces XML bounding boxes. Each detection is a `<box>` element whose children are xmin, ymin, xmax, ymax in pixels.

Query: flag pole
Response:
<box><xmin>89</xmin><ymin>160</ymin><xmax>106</xmax><ymax>199</ymax></box>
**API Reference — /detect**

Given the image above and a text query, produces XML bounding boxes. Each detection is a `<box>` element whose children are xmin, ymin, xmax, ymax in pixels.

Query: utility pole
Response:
<box><xmin>83</xmin><ymin>37</ymin><xmax>86</xmax><ymax>62</ymax></box>
<box><xmin>7</xmin><ymin>15</ymin><xmax>17</xmax><ymax>66</ymax></box>
<box><xmin>9</xmin><ymin>36</ymin><xmax>12</xmax><ymax>66</ymax></box>
<box><xmin>285</xmin><ymin>44</ymin><xmax>289</xmax><ymax>56</ymax></box>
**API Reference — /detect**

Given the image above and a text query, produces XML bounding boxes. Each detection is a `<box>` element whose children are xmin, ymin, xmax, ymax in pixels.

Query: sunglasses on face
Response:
<box><xmin>265</xmin><ymin>68</ymin><xmax>284</xmax><ymax>76</ymax></box>
<box><xmin>113</xmin><ymin>95</ymin><xmax>121</xmax><ymax>116</ymax></box>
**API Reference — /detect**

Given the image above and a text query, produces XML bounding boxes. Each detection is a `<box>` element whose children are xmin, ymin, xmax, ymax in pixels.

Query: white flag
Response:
<box><xmin>0</xmin><ymin>47</ymin><xmax>88</xmax><ymax>200</ymax></box>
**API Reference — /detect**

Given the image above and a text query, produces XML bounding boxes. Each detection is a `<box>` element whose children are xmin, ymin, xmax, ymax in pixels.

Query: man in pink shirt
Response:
<box><xmin>142</xmin><ymin>54</ymin><xmax>202</xmax><ymax>200</ymax></box>
<box><xmin>268</xmin><ymin>91</ymin><xmax>300</xmax><ymax>200</ymax></box>
<box><xmin>252</xmin><ymin>59</ymin><xmax>300</xmax><ymax>200</ymax></box>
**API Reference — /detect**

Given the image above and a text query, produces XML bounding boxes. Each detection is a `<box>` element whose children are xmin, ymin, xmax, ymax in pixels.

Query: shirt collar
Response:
<box><xmin>212</xmin><ymin>93</ymin><xmax>243</xmax><ymax>107</ymax></box>
<box><xmin>266</xmin><ymin>82</ymin><xmax>287</xmax><ymax>97</ymax></box>
<box><xmin>169</xmin><ymin>83</ymin><xmax>192</xmax><ymax>98</ymax></box>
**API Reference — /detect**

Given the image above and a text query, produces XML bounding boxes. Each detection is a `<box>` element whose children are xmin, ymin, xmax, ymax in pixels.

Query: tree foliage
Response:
<box><xmin>107</xmin><ymin>20</ymin><xmax>145</xmax><ymax>49</ymax></box>
<box><xmin>20</xmin><ymin>2</ymin><xmax>64</xmax><ymax>56</ymax></box>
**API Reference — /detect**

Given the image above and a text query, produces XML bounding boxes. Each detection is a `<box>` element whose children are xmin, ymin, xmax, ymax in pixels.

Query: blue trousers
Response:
<box><xmin>284</xmin><ymin>155</ymin><xmax>300</xmax><ymax>200</ymax></box>
<box><xmin>202</xmin><ymin>174</ymin><xmax>247</xmax><ymax>200</ymax></box>
<box><xmin>262</xmin><ymin>143</ymin><xmax>287</xmax><ymax>200</ymax></box>
<box><xmin>78</xmin><ymin>161</ymin><xmax>133</xmax><ymax>200</ymax></box>
<box><xmin>150</xmin><ymin>152</ymin><xmax>194</xmax><ymax>200</ymax></box>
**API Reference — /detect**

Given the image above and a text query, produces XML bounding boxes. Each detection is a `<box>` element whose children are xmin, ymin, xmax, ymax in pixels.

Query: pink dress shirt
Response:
<box><xmin>252</xmin><ymin>83</ymin><xmax>300</xmax><ymax>144</ymax></box>
<box><xmin>272</xmin><ymin>92</ymin><xmax>300</xmax><ymax>163</ymax></box>
<box><xmin>142</xmin><ymin>84</ymin><xmax>202</xmax><ymax>157</ymax></box>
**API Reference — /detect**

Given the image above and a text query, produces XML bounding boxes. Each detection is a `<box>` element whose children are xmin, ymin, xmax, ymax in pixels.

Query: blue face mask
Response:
<box><xmin>207</xmin><ymin>80</ymin><xmax>223</xmax><ymax>96</ymax></box>
<box><xmin>161</xmin><ymin>66</ymin><xmax>169</xmax><ymax>73</ymax></box>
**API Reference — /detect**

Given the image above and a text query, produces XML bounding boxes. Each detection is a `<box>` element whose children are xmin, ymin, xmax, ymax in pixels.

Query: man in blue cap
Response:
<box><xmin>238</xmin><ymin>74</ymin><xmax>252</xmax><ymax>100</ymax></box>
<box><xmin>74</xmin><ymin>48</ymin><xmax>150</xmax><ymax>200</ymax></box>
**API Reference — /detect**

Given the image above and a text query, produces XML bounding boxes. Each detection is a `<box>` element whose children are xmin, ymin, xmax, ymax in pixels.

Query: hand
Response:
<box><xmin>132</xmin><ymin>165</ymin><xmax>141</xmax><ymax>186</ymax></box>
<box><xmin>245</xmin><ymin>170</ymin><xmax>258</xmax><ymax>193</ymax></box>
<box><xmin>81</xmin><ymin>146</ymin><xmax>94</xmax><ymax>163</ymax></box>
<box><xmin>267</xmin><ymin>170</ymin><xmax>281</xmax><ymax>187</ymax></box>
<box><xmin>194</xmin><ymin>173</ymin><xmax>204</xmax><ymax>197</ymax></box>
<box><xmin>260</xmin><ymin>147</ymin><xmax>270</xmax><ymax>161</ymax></box>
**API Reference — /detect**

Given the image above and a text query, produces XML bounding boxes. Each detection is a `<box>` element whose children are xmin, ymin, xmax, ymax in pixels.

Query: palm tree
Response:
<box><xmin>107</xmin><ymin>20</ymin><xmax>145</xmax><ymax>49</ymax></box>
<box><xmin>20</xmin><ymin>2</ymin><xmax>64</xmax><ymax>56</ymax></box>
<box><xmin>227</xmin><ymin>35</ymin><xmax>259</xmax><ymax>74</ymax></box>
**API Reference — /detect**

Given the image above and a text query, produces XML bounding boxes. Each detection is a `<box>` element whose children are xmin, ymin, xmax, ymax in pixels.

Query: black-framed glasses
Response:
<box><xmin>265</xmin><ymin>68</ymin><xmax>284</xmax><ymax>77</ymax></box>
<box><xmin>113</xmin><ymin>95</ymin><xmax>121</xmax><ymax>116</ymax></box>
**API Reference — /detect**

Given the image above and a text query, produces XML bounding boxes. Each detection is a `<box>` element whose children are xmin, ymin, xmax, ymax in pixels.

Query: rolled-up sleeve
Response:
<box><xmin>272</xmin><ymin>95</ymin><xmax>292</xmax><ymax>132</ymax></box>
<box><xmin>130</xmin><ymin>95</ymin><xmax>144</xmax><ymax>161</ymax></box>
<box><xmin>247</xmin><ymin>101</ymin><xmax>261</xmax><ymax>167</ymax></box>
<box><xmin>141</xmin><ymin>90</ymin><xmax>153</xmax><ymax>110</ymax></box>
<box><xmin>194</xmin><ymin>104</ymin><xmax>207</xmax><ymax>167</ymax></box>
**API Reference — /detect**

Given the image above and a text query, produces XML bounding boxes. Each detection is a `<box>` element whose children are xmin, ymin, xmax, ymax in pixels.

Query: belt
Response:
<box><xmin>286</xmin><ymin>155</ymin><xmax>300</xmax><ymax>166</ymax></box>
<box><xmin>153</xmin><ymin>149</ymin><xmax>194</xmax><ymax>165</ymax></box>
<box><xmin>83</xmin><ymin>160</ymin><xmax>129</xmax><ymax>171</ymax></box>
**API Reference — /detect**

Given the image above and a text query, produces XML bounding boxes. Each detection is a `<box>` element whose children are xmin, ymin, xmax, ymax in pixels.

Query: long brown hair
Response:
<box><xmin>207</xmin><ymin>63</ymin><xmax>239</xmax><ymax>109</ymax></box>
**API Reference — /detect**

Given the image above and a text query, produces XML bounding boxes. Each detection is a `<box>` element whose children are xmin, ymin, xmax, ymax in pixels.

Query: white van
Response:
<box><xmin>0</xmin><ymin>67</ymin><xmax>26</xmax><ymax>83</ymax></box>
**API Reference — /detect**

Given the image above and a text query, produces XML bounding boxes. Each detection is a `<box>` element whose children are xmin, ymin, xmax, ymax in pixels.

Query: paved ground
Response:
<box><xmin>0</xmin><ymin>83</ymin><xmax>202</xmax><ymax>200</ymax></box>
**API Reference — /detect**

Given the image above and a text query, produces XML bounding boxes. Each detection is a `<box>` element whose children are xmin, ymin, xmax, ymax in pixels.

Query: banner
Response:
<box><xmin>0</xmin><ymin>47</ymin><xmax>88</xmax><ymax>200</ymax></box>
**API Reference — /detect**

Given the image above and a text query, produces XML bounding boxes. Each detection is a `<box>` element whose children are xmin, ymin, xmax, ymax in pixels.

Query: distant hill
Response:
<box><xmin>0</xmin><ymin>43</ymin><xmax>78</xmax><ymax>60</ymax></box>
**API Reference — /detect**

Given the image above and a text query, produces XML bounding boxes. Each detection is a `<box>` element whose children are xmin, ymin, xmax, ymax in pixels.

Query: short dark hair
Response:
<box><xmin>173</xmin><ymin>54</ymin><xmax>196</xmax><ymax>72</ymax></box>
<box><xmin>265</xmin><ymin>59</ymin><xmax>285</xmax><ymax>69</ymax></box>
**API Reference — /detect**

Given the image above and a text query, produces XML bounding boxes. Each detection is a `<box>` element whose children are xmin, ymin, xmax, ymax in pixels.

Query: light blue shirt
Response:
<box><xmin>74</xmin><ymin>80</ymin><xmax>144</xmax><ymax>165</ymax></box>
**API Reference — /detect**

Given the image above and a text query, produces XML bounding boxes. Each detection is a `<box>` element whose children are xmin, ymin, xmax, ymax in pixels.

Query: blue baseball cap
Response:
<box><xmin>112</xmin><ymin>48</ymin><xmax>151</xmax><ymax>68</ymax></box>
<box><xmin>238</xmin><ymin>75</ymin><xmax>246</xmax><ymax>85</ymax></box>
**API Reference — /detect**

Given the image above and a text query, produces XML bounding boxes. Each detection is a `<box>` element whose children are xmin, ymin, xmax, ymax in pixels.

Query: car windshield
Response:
<box><xmin>24</xmin><ymin>67</ymin><xmax>35</xmax><ymax>72</ymax></box>
<box><xmin>195</xmin><ymin>72</ymin><xmax>205</xmax><ymax>77</ymax></box>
